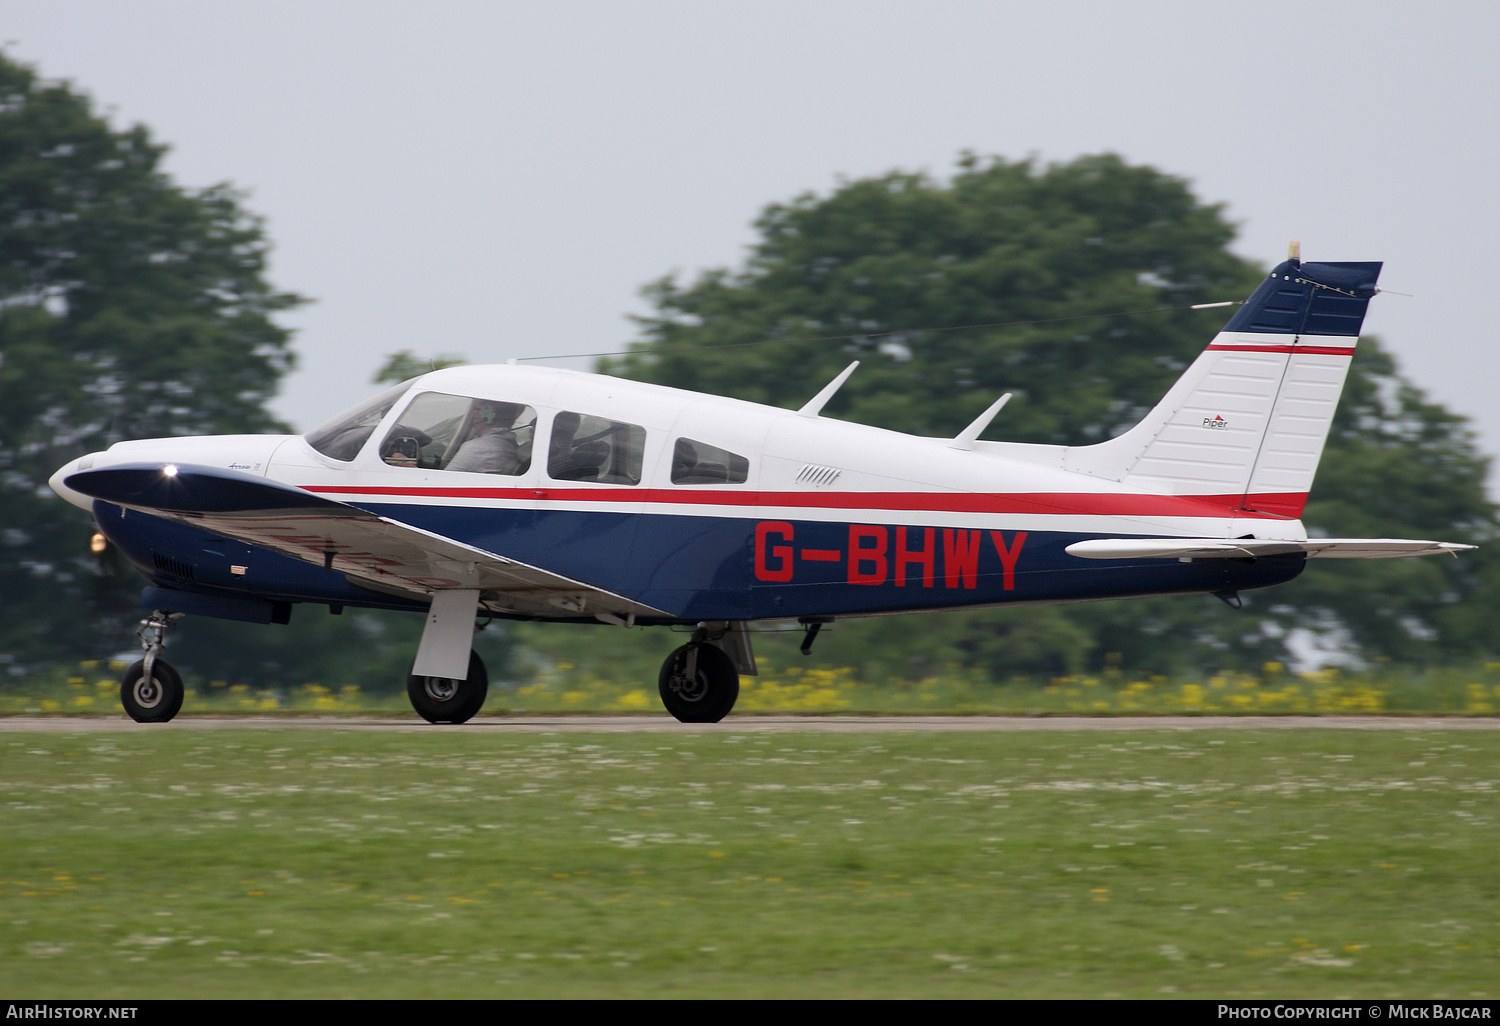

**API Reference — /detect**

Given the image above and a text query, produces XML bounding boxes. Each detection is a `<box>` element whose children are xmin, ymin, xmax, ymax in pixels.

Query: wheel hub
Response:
<box><xmin>669</xmin><ymin>668</ymin><xmax>709</xmax><ymax>703</ymax></box>
<box><xmin>133</xmin><ymin>677</ymin><xmax>163</xmax><ymax>708</ymax></box>
<box><xmin>422</xmin><ymin>677</ymin><xmax>459</xmax><ymax>702</ymax></box>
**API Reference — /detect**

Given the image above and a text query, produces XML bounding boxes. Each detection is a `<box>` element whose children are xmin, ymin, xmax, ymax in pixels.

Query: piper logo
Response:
<box><xmin>1202</xmin><ymin>415</ymin><xmax>1228</xmax><ymax>430</ymax></box>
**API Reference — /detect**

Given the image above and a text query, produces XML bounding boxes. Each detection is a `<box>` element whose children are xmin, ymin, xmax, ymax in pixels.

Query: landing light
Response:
<box><xmin>162</xmin><ymin>464</ymin><xmax>179</xmax><ymax>478</ymax></box>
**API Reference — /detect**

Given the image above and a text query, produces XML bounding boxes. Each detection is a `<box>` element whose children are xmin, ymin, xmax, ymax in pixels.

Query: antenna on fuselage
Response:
<box><xmin>949</xmin><ymin>393</ymin><xmax>1012</xmax><ymax>450</ymax></box>
<box><xmin>797</xmin><ymin>361</ymin><xmax>860</xmax><ymax>418</ymax></box>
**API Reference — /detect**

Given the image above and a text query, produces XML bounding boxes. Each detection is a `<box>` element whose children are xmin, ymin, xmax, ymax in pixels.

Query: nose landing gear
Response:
<box><xmin>120</xmin><ymin>610</ymin><xmax>185</xmax><ymax>723</ymax></box>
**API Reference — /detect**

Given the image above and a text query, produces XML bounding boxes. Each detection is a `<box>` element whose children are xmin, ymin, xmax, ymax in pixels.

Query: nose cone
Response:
<box><xmin>50</xmin><ymin>454</ymin><xmax>102</xmax><ymax>511</ymax></box>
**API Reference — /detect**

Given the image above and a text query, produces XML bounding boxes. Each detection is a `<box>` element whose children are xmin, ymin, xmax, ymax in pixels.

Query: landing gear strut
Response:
<box><xmin>658</xmin><ymin>627</ymin><xmax>740</xmax><ymax>723</ymax></box>
<box><xmin>120</xmin><ymin>610</ymin><xmax>185</xmax><ymax>723</ymax></box>
<box><xmin>408</xmin><ymin>649</ymin><xmax>489</xmax><ymax>724</ymax></box>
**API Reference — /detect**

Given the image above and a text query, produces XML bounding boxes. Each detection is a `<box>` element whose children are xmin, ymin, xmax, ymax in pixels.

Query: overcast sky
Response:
<box><xmin>8</xmin><ymin>1</ymin><xmax>1499</xmax><ymax>479</ymax></box>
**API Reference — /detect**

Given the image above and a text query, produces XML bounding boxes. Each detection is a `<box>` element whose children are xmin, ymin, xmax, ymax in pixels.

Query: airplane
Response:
<box><xmin>48</xmin><ymin>247</ymin><xmax>1473</xmax><ymax>724</ymax></box>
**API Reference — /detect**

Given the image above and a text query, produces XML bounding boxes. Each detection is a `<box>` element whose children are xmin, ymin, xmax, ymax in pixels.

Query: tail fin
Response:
<box><xmin>1063</xmin><ymin>255</ymin><xmax>1382</xmax><ymax>517</ymax></box>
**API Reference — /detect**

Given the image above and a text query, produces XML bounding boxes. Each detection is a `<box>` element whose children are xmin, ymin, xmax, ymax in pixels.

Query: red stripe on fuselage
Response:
<box><xmin>303</xmin><ymin>485</ymin><xmax>1305</xmax><ymax>520</ymax></box>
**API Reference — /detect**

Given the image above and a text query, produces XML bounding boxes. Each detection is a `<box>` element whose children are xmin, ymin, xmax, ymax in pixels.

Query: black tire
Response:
<box><xmin>658</xmin><ymin>643</ymin><xmax>739</xmax><ymax>723</ymax></box>
<box><xmin>407</xmin><ymin>650</ymin><xmax>488</xmax><ymax>724</ymax></box>
<box><xmin>120</xmin><ymin>658</ymin><xmax>185</xmax><ymax>723</ymax></box>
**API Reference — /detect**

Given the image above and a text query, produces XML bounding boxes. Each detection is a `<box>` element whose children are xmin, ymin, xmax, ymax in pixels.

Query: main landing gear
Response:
<box><xmin>658</xmin><ymin>625</ymin><xmax>742</xmax><ymax>724</ymax></box>
<box><xmin>120</xmin><ymin>610</ymin><xmax>185</xmax><ymax>723</ymax></box>
<box><xmin>408</xmin><ymin>649</ymin><xmax>489</xmax><ymax>724</ymax></box>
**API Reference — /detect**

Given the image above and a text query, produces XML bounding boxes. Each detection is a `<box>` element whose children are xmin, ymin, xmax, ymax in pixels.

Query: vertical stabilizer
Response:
<box><xmin>1063</xmin><ymin>257</ymin><xmax>1382</xmax><ymax>517</ymax></box>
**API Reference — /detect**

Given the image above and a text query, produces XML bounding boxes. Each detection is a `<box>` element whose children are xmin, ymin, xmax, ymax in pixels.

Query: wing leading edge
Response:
<box><xmin>67</xmin><ymin>463</ymin><xmax>667</xmax><ymax>622</ymax></box>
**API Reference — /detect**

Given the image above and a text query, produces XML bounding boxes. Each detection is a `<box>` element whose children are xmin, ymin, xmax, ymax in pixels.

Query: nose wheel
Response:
<box><xmin>120</xmin><ymin>657</ymin><xmax>184</xmax><ymax>723</ymax></box>
<box><xmin>658</xmin><ymin>642</ymin><xmax>739</xmax><ymax>723</ymax></box>
<box><xmin>119</xmin><ymin>610</ymin><xmax>185</xmax><ymax>723</ymax></box>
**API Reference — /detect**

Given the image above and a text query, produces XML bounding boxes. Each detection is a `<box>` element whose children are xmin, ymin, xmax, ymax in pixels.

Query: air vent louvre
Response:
<box><xmin>795</xmin><ymin>464</ymin><xmax>842</xmax><ymax>487</ymax></box>
<box><xmin>153</xmin><ymin>554</ymin><xmax>196</xmax><ymax>582</ymax></box>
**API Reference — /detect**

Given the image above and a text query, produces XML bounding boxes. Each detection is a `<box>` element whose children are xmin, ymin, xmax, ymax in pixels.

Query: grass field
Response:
<box><xmin>2</xmin><ymin>724</ymin><xmax>1497</xmax><ymax>998</ymax></box>
<box><xmin>13</xmin><ymin>656</ymin><xmax>1500</xmax><ymax>716</ymax></box>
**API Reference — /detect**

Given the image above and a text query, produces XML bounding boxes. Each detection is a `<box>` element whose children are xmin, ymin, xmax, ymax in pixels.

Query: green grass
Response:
<box><xmin>13</xmin><ymin>657</ymin><xmax>1500</xmax><ymax>716</ymax></box>
<box><xmin>2</xmin><ymin>727</ymin><xmax>1498</xmax><ymax>998</ymax></box>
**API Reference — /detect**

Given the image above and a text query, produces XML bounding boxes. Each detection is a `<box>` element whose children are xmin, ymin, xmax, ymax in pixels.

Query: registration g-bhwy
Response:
<box><xmin>50</xmin><ymin>248</ymin><xmax>1472</xmax><ymax>724</ymax></box>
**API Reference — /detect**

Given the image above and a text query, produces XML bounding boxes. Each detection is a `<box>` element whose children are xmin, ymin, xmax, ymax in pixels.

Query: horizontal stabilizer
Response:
<box><xmin>1066</xmin><ymin>538</ymin><xmax>1475</xmax><ymax>561</ymax></box>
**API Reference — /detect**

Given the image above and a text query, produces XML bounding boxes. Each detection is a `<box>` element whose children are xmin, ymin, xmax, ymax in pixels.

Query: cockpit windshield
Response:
<box><xmin>304</xmin><ymin>380</ymin><xmax>412</xmax><ymax>462</ymax></box>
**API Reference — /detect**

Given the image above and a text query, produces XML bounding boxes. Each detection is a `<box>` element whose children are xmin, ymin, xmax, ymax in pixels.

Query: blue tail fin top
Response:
<box><xmin>1222</xmin><ymin>258</ymin><xmax>1383</xmax><ymax>337</ymax></box>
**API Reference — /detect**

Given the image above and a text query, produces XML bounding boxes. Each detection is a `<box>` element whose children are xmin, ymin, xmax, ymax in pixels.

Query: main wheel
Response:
<box><xmin>407</xmin><ymin>650</ymin><xmax>488</xmax><ymax>724</ymax></box>
<box><xmin>120</xmin><ymin>658</ymin><xmax>185</xmax><ymax>723</ymax></box>
<box><xmin>658</xmin><ymin>643</ymin><xmax>739</xmax><ymax>723</ymax></box>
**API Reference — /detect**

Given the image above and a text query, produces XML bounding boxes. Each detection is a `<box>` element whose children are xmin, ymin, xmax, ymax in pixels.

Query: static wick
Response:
<box><xmin>1190</xmin><ymin>301</ymin><xmax>1238</xmax><ymax>310</ymax></box>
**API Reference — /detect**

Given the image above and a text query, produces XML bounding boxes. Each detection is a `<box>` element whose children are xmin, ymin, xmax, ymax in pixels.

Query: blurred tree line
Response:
<box><xmin>0</xmin><ymin>53</ymin><xmax>286</xmax><ymax>678</ymax></box>
<box><xmin>2</xmin><ymin>50</ymin><xmax>1492</xmax><ymax>690</ymax></box>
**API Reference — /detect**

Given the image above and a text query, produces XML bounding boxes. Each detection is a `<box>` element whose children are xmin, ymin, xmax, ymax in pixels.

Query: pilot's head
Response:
<box><xmin>471</xmin><ymin>401</ymin><xmax>521</xmax><ymax>431</ymax></box>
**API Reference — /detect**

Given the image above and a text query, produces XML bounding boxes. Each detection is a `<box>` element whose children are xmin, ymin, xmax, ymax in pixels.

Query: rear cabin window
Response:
<box><xmin>548</xmin><ymin>412</ymin><xmax>646</xmax><ymax>485</ymax></box>
<box><xmin>380</xmin><ymin>392</ymin><xmax>536</xmax><ymax>475</ymax></box>
<box><xmin>671</xmin><ymin>438</ymin><xmax>749</xmax><ymax>484</ymax></box>
<box><xmin>304</xmin><ymin>380</ymin><xmax>412</xmax><ymax>462</ymax></box>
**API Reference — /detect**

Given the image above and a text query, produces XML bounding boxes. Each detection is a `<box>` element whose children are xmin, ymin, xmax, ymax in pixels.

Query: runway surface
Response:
<box><xmin>2</xmin><ymin>714</ymin><xmax>1499</xmax><ymax>733</ymax></box>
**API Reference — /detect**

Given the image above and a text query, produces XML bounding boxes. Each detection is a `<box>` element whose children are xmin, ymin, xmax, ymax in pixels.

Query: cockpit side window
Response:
<box><xmin>671</xmin><ymin>438</ymin><xmax>749</xmax><ymax>484</ymax></box>
<box><xmin>380</xmin><ymin>392</ymin><xmax>536</xmax><ymax>475</ymax></box>
<box><xmin>548</xmin><ymin>412</ymin><xmax>646</xmax><ymax>485</ymax></box>
<box><xmin>304</xmin><ymin>380</ymin><xmax>412</xmax><ymax>462</ymax></box>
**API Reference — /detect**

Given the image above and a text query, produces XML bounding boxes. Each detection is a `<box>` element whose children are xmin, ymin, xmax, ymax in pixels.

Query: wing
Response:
<box><xmin>1065</xmin><ymin>538</ymin><xmax>1475</xmax><ymax>560</ymax></box>
<box><xmin>67</xmin><ymin>462</ymin><xmax>667</xmax><ymax>622</ymax></box>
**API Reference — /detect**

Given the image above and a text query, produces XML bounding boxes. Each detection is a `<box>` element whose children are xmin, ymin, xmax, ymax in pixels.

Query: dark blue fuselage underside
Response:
<box><xmin>99</xmin><ymin>500</ymin><xmax>1306</xmax><ymax>624</ymax></box>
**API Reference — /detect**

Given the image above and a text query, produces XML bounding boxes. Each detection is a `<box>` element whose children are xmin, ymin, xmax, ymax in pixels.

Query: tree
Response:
<box><xmin>373</xmin><ymin>349</ymin><xmax>466</xmax><ymax>385</ymax></box>
<box><xmin>0</xmin><ymin>54</ymin><xmax>303</xmax><ymax>675</ymax></box>
<box><xmin>606</xmin><ymin>155</ymin><xmax>1497</xmax><ymax>675</ymax></box>
<box><xmin>611</xmin><ymin>154</ymin><xmax>1261</xmax><ymax>444</ymax></box>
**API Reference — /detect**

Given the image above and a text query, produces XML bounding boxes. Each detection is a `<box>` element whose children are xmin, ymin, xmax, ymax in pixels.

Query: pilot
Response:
<box><xmin>446</xmin><ymin>401</ymin><xmax>524</xmax><ymax>474</ymax></box>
